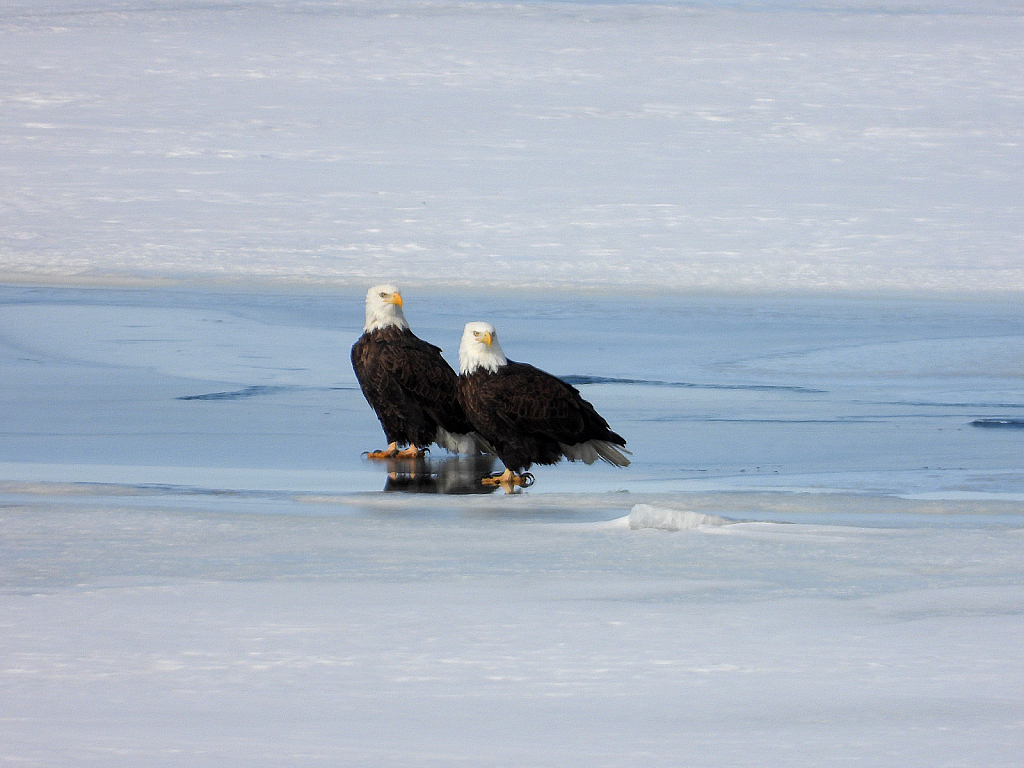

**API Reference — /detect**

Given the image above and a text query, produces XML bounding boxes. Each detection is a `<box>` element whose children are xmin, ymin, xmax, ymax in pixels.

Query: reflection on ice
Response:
<box><xmin>380</xmin><ymin>455</ymin><xmax>499</xmax><ymax>495</ymax></box>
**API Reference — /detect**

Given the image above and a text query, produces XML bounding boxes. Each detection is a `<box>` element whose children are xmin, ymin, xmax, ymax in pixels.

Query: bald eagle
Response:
<box><xmin>457</xmin><ymin>321</ymin><xmax>630</xmax><ymax>488</ymax></box>
<box><xmin>352</xmin><ymin>285</ymin><xmax>479</xmax><ymax>458</ymax></box>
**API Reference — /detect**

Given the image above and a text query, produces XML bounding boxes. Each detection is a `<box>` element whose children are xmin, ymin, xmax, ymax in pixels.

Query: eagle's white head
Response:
<box><xmin>459</xmin><ymin>321</ymin><xmax>508</xmax><ymax>375</ymax></box>
<box><xmin>364</xmin><ymin>284</ymin><xmax>409</xmax><ymax>332</ymax></box>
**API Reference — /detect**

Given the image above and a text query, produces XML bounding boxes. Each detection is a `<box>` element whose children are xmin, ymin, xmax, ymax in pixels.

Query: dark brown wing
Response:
<box><xmin>388</xmin><ymin>336</ymin><xmax>472</xmax><ymax>432</ymax></box>
<box><xmin>352</xmin><ymin>327</ymin><xmax>471</xmax><ymax>447</ymax></box>
<box><xmin>485</xmin><ymin>362</ymin><xmax>626</xmax><ymax>447</ymax></box>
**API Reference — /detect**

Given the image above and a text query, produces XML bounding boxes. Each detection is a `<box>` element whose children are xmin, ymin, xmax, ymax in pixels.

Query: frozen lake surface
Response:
<box><xmin>2</xmin><ymin>0</ymin><xmax>1024</xmax><ymax>764</ymax></box>
<box><xmin>3</xmin><ymin>284</ymin><xmax>1024</xmax><ymax>766</ymax></box>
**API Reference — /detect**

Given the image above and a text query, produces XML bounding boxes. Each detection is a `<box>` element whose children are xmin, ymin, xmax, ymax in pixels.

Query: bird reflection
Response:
<box><xmin>380</xmin><ymin>455</ymin><xmax>499</xmax><ymax>494</ymax></box>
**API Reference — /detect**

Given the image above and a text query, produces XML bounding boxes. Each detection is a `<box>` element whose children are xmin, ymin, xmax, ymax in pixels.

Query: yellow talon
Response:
<box><xmin>364</xmin><ymin>442</ymin><xmax>400</xmax><ymax>459</ymax></box>
<box><xmin>395</xmin><ymin>445</ymin><xmax>427</xmax><ymax>459</ymax></box>
<box><xmin>481</xmin><ymin>469</ymin><xmax>534</xmax><ymax>490</ymax></box>
<box><xmin>364</xmin><ymin>443</ymin><xmax>428</xmax><ymax>460</ymax></box>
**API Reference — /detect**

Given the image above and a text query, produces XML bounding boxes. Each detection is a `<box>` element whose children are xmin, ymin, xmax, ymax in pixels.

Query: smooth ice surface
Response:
<box><xmin>3</xmin><ymin>285</ymin><xmax>1023</xmax><ymax>498</ymax></box>
<box><xmin>2</xmin><ymin>1</ymin><xmax>1024</xmax><ymax>765</ymax></box>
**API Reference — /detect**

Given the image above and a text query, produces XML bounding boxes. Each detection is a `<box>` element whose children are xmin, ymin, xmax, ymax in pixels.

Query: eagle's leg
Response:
<box><xmin>364</xmin><ymin>442</ymin><xmax>400</xmax><ymax>459</ymax></box>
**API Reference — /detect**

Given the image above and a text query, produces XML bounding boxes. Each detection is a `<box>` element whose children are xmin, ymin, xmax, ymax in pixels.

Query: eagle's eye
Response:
<box><xmin>379</xmin><ymin>292</ymin><xmax>388</xmax><ymax>298</ymax></box>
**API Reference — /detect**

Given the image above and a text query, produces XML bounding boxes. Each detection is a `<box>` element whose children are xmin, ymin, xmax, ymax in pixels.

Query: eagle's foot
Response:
<box><xmin>482</xmin><ymin>470</ymin><xmax>534</xmax><ymax>489</ymax></box>
<box><xmin>363</xmin><ymin>443</ymin><xmax>428</xmax><ymax>460</ymax></box>
<box><xmin>481</xmin><ymin>469</ymin><xmax>514</xmax><ymax>486</ymax></box>
<box><xmin>395</xmin><ymin>446</ymin><xmax>427</xmax><ymax>459</ymax></box>
<box><xmin>363</xmin><ymin>442</ymin><xmax>400</xmax><ymax>459</ymax></box>
<box><xmin>363</xmin><ymin>448</ymin><xmax>398</xmax><ymax>459</ymax></box>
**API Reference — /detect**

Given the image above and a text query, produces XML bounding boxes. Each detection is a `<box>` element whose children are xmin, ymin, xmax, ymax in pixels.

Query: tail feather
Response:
<box><xmin>560</xmin><ymin>439</ymin><xmax>632</xmax><ymax>467</ymax></box>
<box><xmin>593</xmin><ymin>439</ymin><xmax>632</xmax><ymax>467</ymax></box>
<box><xmin>436</xmin><ymin>427</ymin><xmax>492</xmax><ymax>456</ymax></box>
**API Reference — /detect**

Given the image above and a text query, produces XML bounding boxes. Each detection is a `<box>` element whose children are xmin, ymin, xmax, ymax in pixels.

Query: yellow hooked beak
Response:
<box><xmin>388</xmin><ymin>292</ymin><xmax>403</xmax><ymax>308</ymax></box>
<box><xmin>481</xmin><ymin>331</ymin><xmax>492</xmax><ymax>347</ymax></box>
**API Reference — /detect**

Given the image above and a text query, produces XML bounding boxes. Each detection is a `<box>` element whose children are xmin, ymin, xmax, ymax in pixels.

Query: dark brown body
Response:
<box><xmin>352</xmin><ymin>326</ymin><xmax>473</xmax><ymax>450</ymax></box>
<box><xmin>458</xmin><ymin>361</ymin><xmax>627</xmax><ymax>473</ymax></box>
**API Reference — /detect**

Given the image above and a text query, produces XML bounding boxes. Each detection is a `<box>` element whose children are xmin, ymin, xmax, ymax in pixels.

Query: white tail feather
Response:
<box><xmin>436</xmin><ymin>428</ymin><xmax>491</xmax><ymax>456</ymax></box>
<box><xmin>560</xmin><ymin>440</ymin><xmax>631</xmax><ymax>467</ymax></box>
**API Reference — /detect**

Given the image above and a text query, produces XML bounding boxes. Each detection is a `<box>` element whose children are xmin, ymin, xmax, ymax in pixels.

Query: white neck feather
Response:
<box><xmin>459</xmin><ymin>323</ymin><xmax>507</xmax><ymax>375</ymax></box>
<box><xmin>364</xmin><ymin>309</ymin><xmax>409</xmax><ymax>333</ymax></box>
<box><xmin>364</xmin><ymin>292</ymin><xmax>409</xmax><ymax>333</ymax></box>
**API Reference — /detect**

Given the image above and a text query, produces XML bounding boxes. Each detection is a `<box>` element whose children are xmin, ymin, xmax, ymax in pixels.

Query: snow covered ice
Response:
<box><xmin>3</xmin><ymin>0</ymin><xmax>1024</xmax><ymax>293</ymax></box>
<box><xmin>3</xmin><ymin>0</ymin><xmax>1024</xmax><ymax>765</ymax></box>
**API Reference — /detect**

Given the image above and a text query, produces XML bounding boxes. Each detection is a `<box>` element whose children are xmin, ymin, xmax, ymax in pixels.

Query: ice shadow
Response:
<box><xmin>972</xmin><ymin>418</ymin><xmax>1024</xmax><ymax>429</ymax></box>
<box><xmin>177</xmin><ymin>385</ymin><xmax>357</xmax><ymax>401</ymax></box>
<box><xmin>177</xmin><ymin>385</ymin><xmax>294</xmax><ymax>401</ymax></box>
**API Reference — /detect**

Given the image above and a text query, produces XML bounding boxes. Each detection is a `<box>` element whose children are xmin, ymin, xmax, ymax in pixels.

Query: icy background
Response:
<box><xmin>3</xmin><ymin>1</ymin><xmax>1024</xmax><ymax>765</ymax></box>
<box><xmin>2</xmin><ymin>0</ymin><xmax>1023</xmax><ymax>292</ymax></box>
